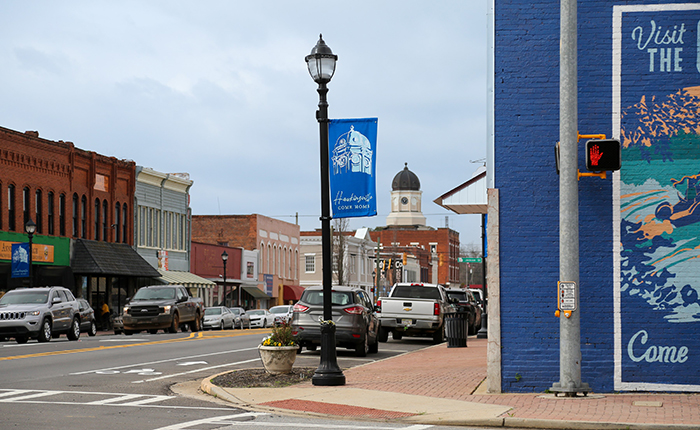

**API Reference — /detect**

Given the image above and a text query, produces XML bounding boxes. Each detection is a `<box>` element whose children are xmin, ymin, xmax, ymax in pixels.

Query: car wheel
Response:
<box><xmin>355</xmin><ymin>335</ymin><xmax>369</xmax><ymax>357</ymax></box>
<box><xmin>262</xmin><ymin>320</ymin><xmax>266</xmax><ymax>328</ymax></box>
<box><xmin>191</xmin><ymin>315</ymin><xmax>201</xmax><ymax>332</ymax></box>
<box><xmin>88</xmin><ymin>320</ymin><xmax>97</xmax><ymax>337</ymax></box>
<box><xmin>38</xmin><ymin>318</ymin><xmax>52</xmax><ymax>343</ymax></box>
<box><xmin>307</xmin><ymin>344</ymin><xmax>317</xmax><ymax>351</ymax></box>
<box><xmin>369</xmin><ymin>333</ymin><xmax>379</xmax><ymax>354</ymax></box>
<box><xmin>67</xmin><ymin>318</ymin><xmax>81</xmax><ymax>341</ymax></box>
<box><xmin>432</xmin><ymin>325</ymin><xmax>445</xmax><ymax>344</ymax></box>
<box><xmin>15</xmin><ymin>335</ymin><xmax>28</xmax><ymax>344</ymax></box>
<box><xmin>114</xmin><ymin>329</ymin><xmax>122</xmax><ymax>335</ymax></box>
<box><xmin>169</xmin><ymin>314</ymin><xmax>180</xmax><ymax>333</ymax></box>
<box><xmin>377</xmin><ymin>326</ymin><xmax>389</xmax><ymax>343</ymax></box>
<box><xmin>124</xmin><ymin>330</ymin><xmax>134</xmax><ymax>335</ymax></box>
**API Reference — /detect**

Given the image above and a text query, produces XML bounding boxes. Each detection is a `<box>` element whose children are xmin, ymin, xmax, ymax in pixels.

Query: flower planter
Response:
<box><xmin>258</xmin><ymin>345</ymin><xmax>298</xmax><ymax>374</ymax></box>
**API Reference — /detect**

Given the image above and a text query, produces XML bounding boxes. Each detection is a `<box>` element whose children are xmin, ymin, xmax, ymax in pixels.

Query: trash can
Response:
<box><xmin>444</xmin><ymin>311</ymin><xmax>468</xmax><ymax>348</ymax></box>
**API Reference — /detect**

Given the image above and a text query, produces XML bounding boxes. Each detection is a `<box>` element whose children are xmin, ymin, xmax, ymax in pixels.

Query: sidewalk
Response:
<box><xmin>201</xmin><ymin>337</ymin><xmax>700</xmax><ymax>429</ymax></box>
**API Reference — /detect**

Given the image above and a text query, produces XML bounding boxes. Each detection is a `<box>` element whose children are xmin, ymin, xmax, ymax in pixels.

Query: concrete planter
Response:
<box><xmin>258</xmin><ymin>345</ymin><xmax>298</xmax><ymax>374</ymax></box>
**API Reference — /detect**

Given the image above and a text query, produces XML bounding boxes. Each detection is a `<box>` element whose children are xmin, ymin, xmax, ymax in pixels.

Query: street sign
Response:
<box><xmin>458</xmin><ymin>257</ymin><xmax>482</xmax><ymax>263</ymax></box>
<box><xmin>558</xmin><ymin>281</ymin><xmax>577</xmax><ymax>311</ymax></box>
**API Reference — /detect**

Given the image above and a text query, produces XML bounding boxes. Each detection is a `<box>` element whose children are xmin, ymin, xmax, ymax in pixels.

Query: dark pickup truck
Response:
<box><xmin>122</xmin><ymin>285</ymin><xmax>203</xmax><ymax>334</ymax></box>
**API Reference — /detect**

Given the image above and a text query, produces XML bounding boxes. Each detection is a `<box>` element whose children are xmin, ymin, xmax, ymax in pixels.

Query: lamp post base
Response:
<box><xmin>312</xmin><ymin>322</ymin><xmax>345</xmax><ymax>386</ymax></box>
<box><xmin>477</xmin><ymin>313</ymin><xmax>488</xmax><ymax>339</ymax></box>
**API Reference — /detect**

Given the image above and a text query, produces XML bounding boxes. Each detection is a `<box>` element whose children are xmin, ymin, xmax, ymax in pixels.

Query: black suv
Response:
<box><xmin>0</xmin><ymin>287</ymin><xmax>82</xmax><ymax>344</ymax></box>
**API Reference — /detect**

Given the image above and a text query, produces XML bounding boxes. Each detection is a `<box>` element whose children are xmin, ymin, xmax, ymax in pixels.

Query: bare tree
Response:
<box><xmin>332</xmin><ymin>218</ymin><xmax>350</xmax><ymax>285</ymax></box>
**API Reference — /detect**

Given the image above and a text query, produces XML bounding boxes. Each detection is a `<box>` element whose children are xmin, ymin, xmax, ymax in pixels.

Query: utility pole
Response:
<box><xmin>550</xmin><ymin>0</ymin><xmax>590</xmax><ymax>397</ymax></box>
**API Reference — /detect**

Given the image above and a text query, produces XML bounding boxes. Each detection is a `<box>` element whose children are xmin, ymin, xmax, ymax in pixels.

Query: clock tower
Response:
<box><xmin>386</xmin><ymin>163</ymin><xmax>426</xmax><ymax>226</ymax></box>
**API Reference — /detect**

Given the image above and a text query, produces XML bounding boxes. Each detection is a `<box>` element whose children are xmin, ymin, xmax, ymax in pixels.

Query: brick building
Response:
<box><xmin>191</xmin><ymin>214</ymin><xmax>301</xmax><ymax>307</ymax></box>
<box><xmin>0</xmin><ymin>126</ymin><xmax>158</xmax><ymax>308</ymax></box>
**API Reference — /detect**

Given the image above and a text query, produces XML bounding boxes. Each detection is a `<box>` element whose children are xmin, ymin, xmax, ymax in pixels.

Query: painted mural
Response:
<box><xmin>616</xmin><ymin>4</ymin><xmax>700</xmax><ymax>391</ymax></box>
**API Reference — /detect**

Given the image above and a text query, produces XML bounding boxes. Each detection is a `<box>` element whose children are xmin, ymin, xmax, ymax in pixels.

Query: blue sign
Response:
<box><xmin>328</xmin><ymin>118</ymin><xmax>378</xmax><ymax>218</ymax></box>
<box><xmin>11</xmin><ymin>243</ymin><xmax>30</xmax><ymax>278</ymax></box>
<box><xmin>264</xmin><ymin>274</ymin><xmax>274</xmax><ymax>296</ymax></box>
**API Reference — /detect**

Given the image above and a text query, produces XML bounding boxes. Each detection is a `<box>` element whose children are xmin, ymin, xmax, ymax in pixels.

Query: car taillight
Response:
<box><xmin>293</xmin><ymin>303</ymin><xmax>309</xmax><ymax>313</ymax></box>
<box><xmin>343</xmin><ymin>306</ymin><xmax>364</xmax><ymax>315</ymax></box>
<box><xmin>376</xmin><ymin>299</ymin><xmax>381</xmax><ymax>313</ymax></box>
<box><xmin>434</xmin><ymin>303</ymin><xmax>440</xmax><ymax>316</ymax></box>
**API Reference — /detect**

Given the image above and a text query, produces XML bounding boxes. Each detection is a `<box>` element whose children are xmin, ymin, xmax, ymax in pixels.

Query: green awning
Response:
<box><xmin>242</xmin><ymin>286</ymin><xmax>270</xmax><ymax>299</ymax></box>
<box><xmin>157</xmin><ymin>270</ymin><xmax>216</xmax><ymax>289</ymax></box>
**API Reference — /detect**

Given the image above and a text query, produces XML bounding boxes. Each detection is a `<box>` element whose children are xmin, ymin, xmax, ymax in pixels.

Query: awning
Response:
<box><xmin>158</xmin><ymin>269</ymin><xmax>216</xmax><ymax>289</ymax></box>
<box><xmin>283</xmin><ymin>285</ymin><xmax>305</xmax><ymax>301</ymax></box>
<box><xmin>433</xmin><ymin>166</ymin><xmax>488</xmax><ymax>215</ymax></box>
<box><xmin>71</xmin><ymin>239</ymin><xmax>161</xmax><ymax>277</ymax></box>
<box><xmin>242</xmin><ymin>286</ymin><xmax>271</xmax><ymax>299</ymax></box>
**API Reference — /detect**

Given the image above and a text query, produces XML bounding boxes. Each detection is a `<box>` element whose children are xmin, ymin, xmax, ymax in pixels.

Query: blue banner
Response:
<box><xmin>328</xmin><ymin>118</ymin><xmax>378</xmax><ymax>218</ymax></box>
<box><xmin>11</xmin><ymin>243</ymin><xmax>30</xmax><ymax>278</ymax></box>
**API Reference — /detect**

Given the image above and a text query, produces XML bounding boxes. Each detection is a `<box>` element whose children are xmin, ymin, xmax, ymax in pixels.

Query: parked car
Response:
<box><xmin>229</xmin><ymin>307</ymin><xmax>250</xmax><ymax>329</ymax></box>
<box><xmin>469</xmin><ymin>288</ymin><xmax>486</xmax><ymax>313</ymax></box>
<box><xmin>0</xmin><ymin>286</ymin><xmax>82</xmax><ymax>344</ymax></box>
<box><xmin>269</xmin><ymin>305</ymin><xmax>294</xmax><ymax>326</ymax></box>
<box><xmin>291</xmin><ymin>285</ymin><xmax>379</xmax><ymax>357</ymax></box>
<box><xmin>113</xmin><ymin>315</ymin><xmax>124</xmax><ymax>335</ymax></box>
<box><xmin>445</xmin><ymin>288</ymin><xmax>482</xmax><ymax>336</ymax></box>
<box><xmin>202</xmin><ymin>306</ymin><xmax>235</xmax><ymax>330</ymax></box>
<box><xmin>248</xmin><ymin>309</ymin><xmax>274</xmax><ymax>328</ymax></box>
<box><xmin>77</xmin><ymin>298</ymin><xmax>98</xmax><ymax>336</ymax></box>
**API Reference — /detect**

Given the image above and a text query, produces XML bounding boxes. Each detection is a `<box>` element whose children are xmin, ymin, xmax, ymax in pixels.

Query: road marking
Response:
<box><xmin>178</xmin><ymin>361</ymin><xmax>208</xmax><ymax>366</ymax></box>
<box><xmin>152</xmin><ymin>412</ymin><xmax>266</xmax><ymax>430</ymax></box>
<box><xmin>132</xmin><ymin>358</ymin><xmax>260</xmax><ymax>383</ymax></box>
<box><xmin>71</xmin><ymin>346</ymin><xmax>258</xmax><ymax>375</ymax></box>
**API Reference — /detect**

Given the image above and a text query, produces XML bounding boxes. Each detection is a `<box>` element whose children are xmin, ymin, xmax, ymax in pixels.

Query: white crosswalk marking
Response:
<box><xmin>2</xmin><ymin>390</ymin><xmax>61</xmax><ymax>401</ymax></box>
<box><xmin>86</xmin><ymin>394</ymin><xmax>145</xmax><ymax>405</ymax></box>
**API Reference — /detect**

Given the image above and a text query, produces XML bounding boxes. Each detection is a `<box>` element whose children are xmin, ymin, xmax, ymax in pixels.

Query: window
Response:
<box><xmin>35</xmin><ymin>190</ymin><xmax>42</xmax><ymax>234</ymax></box>
<box><xmin>72</xmin><ymin>194</ymin><xmax>78</xmax><ymax>237</ymax></box>
<box><xmin>47</xmin><ymin>192</ymin><xmax>54</xmax><ymax>235</ymax></box>
<box><xmin>102</xmin><ymin>200</ymin><xmax>108</xmax><ymax>241</ymax></box>
<box><xmin>23</xmin><ymin>187</ymin><xmax>30</xmax><ymax>226</ymax></box>
<box><xmin>115</xmin><ymin>203</ymin><xmax>121</xmax><ymax>243</ymax></box>
<box><xmin>94</xmin><ymin>198</ymin><xmax>100</xmax><ymax>240</ymax></box>
<box><xmin>305</xmin><ymin>255</ymin><xmax>315</xmax><ymax>273</ymax></box>
<box><xmin>80</xmin><ymin>195</ymin><xmax>86</xmax><ymax>238</ymax></box>
<box><xmin>7</xmin><ymin>184</ymin><xmax>15</xmax><ymax>231</ymax></box>
<box><xmin>122</xmin><ymin>203</ymin><xmax>127</xmax><ymax>243</ymax></box>
<box><xmin>288</xmin><ymin>249</ymin><xmax>293</xmax><ymax>279</ymax></box>
<box><xmin>59</xmin><ymin>194</ymin><xmax>66</xmax><ymax>236</ymax></box>
<box><xmin>295</xmin><ymin>250</ymin><xmax>299</xmax><ymax>279</ymax></box>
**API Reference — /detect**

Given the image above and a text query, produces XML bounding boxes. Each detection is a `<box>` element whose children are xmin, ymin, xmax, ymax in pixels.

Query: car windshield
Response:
<box><xmin>269</xmin><ymin>306</ymin><xmax>289</xmax><ymax>314</ymax></box>
<box><xmin>132</xmin><ymin>288</ymin><xmax>175</xmax><ymax>301</ymax></box>
<box><xmin>447</xmin><ymin>291</ymin><xmax>467</xmax><ymax>301</ymax></box>
<box><xmin>230</xmin><ymin>308</ymin><xmax>241</xmax><ymax>315</ymax></box>
<box><xmin>301</xmin><ymin>291</ymin><xmax>353</xmax><ymax>306</ymax></box>
<box><xmin>0</xmin><ymin>290</ymin><xmax>49</xmax><ymax>305</ymax></box>
<box><xmin>248</xmin><ymin>310</ymin><xmax>265</xmax><ymax>316</ymax></box>
<box><xmin>204</xmin><ymin>308</ymin><xmax>222</xmax><ymax>315</ymax></box>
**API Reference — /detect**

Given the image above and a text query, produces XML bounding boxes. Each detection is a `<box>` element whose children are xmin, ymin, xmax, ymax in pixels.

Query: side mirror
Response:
<box><xmin>52</xmin><ymin>297</ymin><xmax>62</xmax><ymax>305</ymax></box>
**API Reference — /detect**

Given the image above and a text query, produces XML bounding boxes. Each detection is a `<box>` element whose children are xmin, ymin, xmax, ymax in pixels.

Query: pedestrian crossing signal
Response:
<box><xmin>585</xmin><ymin>139</ymin><xmax>621</xmax><ymax>172</ymax></box>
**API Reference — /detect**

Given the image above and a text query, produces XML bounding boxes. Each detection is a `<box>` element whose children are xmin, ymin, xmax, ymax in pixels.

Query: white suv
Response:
<box><xmin>0</xmin><ymin>287</ymin><xmax>82</xmax><ymax>344</ymax></box>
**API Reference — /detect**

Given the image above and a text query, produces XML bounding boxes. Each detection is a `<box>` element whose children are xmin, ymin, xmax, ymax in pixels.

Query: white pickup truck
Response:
<box><xmin>376</xmin><ymin>283</ymin><xmax>454</xmax><ymax>344</ymax></box>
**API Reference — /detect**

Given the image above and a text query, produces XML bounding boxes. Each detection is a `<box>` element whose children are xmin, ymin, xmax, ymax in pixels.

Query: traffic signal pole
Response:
<box><xmin>550</xmin><ymin>0</ymin><xmax>590</xmax><ymax>397</ymax></box>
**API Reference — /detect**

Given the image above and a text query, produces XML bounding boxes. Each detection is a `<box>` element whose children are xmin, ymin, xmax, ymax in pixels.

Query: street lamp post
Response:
<box><xmin>221</xmin><ymin>251</ymin><xmax>228</xmax><ymax>307</ymax></box>
<box><xmin>306</xmin><ymin>34</ymin><xmax>345</xmax><ymax>386</ymax></box>
<box><xmin>25</xmin><ymin>219</ymin><xmax>36</xmax><ymax>288</ymax></box>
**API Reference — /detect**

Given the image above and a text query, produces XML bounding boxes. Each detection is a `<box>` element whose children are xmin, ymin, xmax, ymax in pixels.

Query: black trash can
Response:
<box><xmin>444</xmin><ymin>311</ymin><xmax>468</xmax><ymax>348</ymax></box>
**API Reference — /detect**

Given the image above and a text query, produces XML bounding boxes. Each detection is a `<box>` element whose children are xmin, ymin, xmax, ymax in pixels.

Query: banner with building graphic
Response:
<box><xmin>328</xmin><ymin>118</ymin><xmax>378</xmax><ymax>218</ymax></box>
<box><xmin>614</xmin><ymin>4</ymin><xmax>700</xmax><ymax>391</ymax></box>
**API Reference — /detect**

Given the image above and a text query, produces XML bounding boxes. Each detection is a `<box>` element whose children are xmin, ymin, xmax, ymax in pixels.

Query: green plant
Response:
<box><xmin>515</xmin><ymin>373</ymin><xmax>522</xmax><ymax>382</ymax></box>
<box><xmin>261</xmin><ymin>322</ymin><xmax>296</xmax><ymax>346</ymax></box>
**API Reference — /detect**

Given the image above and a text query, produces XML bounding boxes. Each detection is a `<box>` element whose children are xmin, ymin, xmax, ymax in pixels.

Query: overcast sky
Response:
<box><xmin>0</xmin><ymin>1</ymin><xmax>488</xmax><ymax>248</ymax></box>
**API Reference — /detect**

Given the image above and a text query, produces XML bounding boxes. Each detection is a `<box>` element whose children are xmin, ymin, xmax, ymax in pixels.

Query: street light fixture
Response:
<box><xmin>306</xmin><ymin>34</ymin><xmax>345</xmax><ymax>386</ymax></box>
<box><xmin>221</xmin><ymin>251</ymin><xmax>228</xmax><ymax>307</ymax></box>
<box><xmin>25</xmin><ymin>219</ymin><xmax>36</xmax><ymax>288</ymax></box>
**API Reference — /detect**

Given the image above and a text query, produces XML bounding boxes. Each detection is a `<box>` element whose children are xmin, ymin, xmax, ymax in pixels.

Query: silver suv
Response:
<box><xmin>291</xmin><ymin>285</ymin><xmax>379</xmax><ymax>357</ymax></box>
<box><xmin>0</xmin><ymin>287</ymin><xmax>82</xmax><ymax>344</ymax></box>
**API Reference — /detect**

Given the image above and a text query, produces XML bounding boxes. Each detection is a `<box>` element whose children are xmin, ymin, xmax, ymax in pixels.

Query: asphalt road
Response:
<box><xmin>0</xmin><ymin>328</ymin><xmax>459</xmax><ymax>430</ymax></box>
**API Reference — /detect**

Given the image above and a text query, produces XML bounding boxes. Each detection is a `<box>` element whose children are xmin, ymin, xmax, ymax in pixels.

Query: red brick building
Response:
<box><xmin>0</xmin><ymin>126</ymin><xmax>158</xmax><ymax>303</ymax></box>
<box><xmin>191</xmin><ymin>214</ymin><xmax>301</xmax><ymax>306</ymax></box>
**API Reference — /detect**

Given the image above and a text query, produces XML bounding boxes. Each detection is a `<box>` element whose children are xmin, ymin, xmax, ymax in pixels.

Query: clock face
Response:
<box><xmin>401</xmin><ymin>197</ymin><xmax>408</xmax><ymax>205</ymax></box>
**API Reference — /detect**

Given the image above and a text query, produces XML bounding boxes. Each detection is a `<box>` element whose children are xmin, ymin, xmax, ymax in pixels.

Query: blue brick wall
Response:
<box><xmin>494</xmin><ymin>0</ymin><xmax>699</xmax><ymax>393</ymax></box>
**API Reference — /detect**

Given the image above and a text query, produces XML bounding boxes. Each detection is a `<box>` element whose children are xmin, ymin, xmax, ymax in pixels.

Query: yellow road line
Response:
<box><xmin>0</xmin><ymin>329</ymin><xmax>270</xmax><ymax>361</ymax></box>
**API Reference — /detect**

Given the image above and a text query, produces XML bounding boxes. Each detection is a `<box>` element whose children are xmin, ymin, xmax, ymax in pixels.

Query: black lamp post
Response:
<box><xmin>25</xmin><ymin>219</ymin><xmax>36</xmax><ymax>287</ymax></box>
<box><xmin>221</xmin><ymin>251</ymin><xmax>228</xmax><ymax>307</ymax></box>
<box><xmin>306</xmin><ymin>34</ymin><xmax>345</xmax><ymax>386</ymax></box>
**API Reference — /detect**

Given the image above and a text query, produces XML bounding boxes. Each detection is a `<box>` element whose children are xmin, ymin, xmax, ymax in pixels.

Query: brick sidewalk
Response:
<box><xmin>341</xmin><ymin>338</ymin><xmax>700</xmax><ymax>427</ymax></box>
